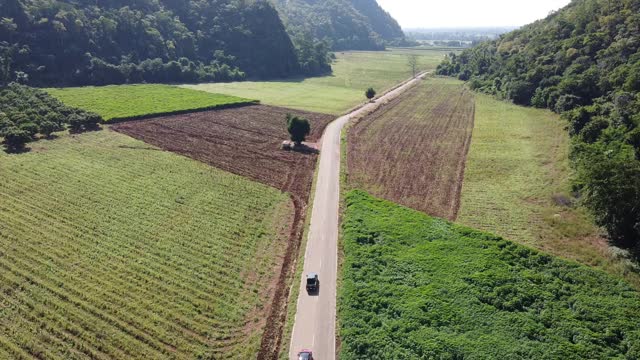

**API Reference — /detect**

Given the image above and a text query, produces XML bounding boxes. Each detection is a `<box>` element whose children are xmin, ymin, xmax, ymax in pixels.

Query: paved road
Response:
<box><xmin>288</xmin><ymin>72</ymin><xmax>428</xmax><ymax>360</ymax></box>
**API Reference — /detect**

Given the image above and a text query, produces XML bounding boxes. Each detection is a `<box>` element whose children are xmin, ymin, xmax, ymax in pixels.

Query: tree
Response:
<box><xmin>286</xmin><ymin>114</ymin><xmax>311</xmax><ymax>145</ymax></box>
<box><xmin>407</xmin><ymin>54</ymin><xmax>419</xmax><ymax>78</ymax></box>
<box><xmin>365</xmin><ymin>87</ymin><xmax>376</xmax><ymax>101</ymax></box>
<box><xmin>2</xmin><ymin>126</ymin><xmax>30</xmax><ymax>152</ymax></box>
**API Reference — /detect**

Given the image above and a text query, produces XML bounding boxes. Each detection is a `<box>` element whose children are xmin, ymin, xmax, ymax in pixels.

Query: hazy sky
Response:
<box><xmin>377</xmin><ymin>0</ymin><xmax>572</xmax><ymax>28</ymax></box>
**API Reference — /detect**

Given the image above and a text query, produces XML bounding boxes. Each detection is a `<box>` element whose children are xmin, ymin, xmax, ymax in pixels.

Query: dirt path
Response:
<box><xmin>288</xmin><ymin>72</ymin><xmax>429</xmax><ymax>360</ymax></box>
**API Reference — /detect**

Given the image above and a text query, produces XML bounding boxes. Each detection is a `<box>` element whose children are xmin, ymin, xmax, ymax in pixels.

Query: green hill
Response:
<box><xmin>0</xmin><ymin>0</ymin><xmax>330</xmax><ymax>86</ymax></box>
<box><xmin>340</xmin><ymin>190</ymin><xmax>640</xmax><ymax>359</ymax></box>
<box><xmin>437</xmin><ymin>0</ymin><xmax>640</xmax><ymax>251</ymax></box>
<box><xmin>272</xmin><ymin>0</ymin><xmax>406</xmax><ymax>51</ymax></box>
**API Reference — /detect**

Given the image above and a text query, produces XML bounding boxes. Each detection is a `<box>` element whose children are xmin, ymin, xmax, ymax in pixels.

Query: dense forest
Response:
<box><xmin>272</xmin><ymin>0</ymin><xmax>407</xmax><ymax>51</ymax></box>
<box><xmin>0</xmin><ymin>0</ymin><xmax>332</xmax><ymax>86</ymax></box>
<box><xmin>437</xmin><ymin>0</ymin><xmax>640</xmax><ymax>251</ymax></box>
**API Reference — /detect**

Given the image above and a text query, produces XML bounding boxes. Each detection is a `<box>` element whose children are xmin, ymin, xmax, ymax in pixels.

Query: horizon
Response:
<box><xmin>377</xmin><ymin>0</ymin><xmax>572</xmax><ymax>28</ymax></box>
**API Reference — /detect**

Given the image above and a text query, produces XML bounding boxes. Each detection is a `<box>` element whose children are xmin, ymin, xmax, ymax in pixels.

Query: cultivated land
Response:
<box><xmin>340</xmin><ymin>191</ymin><xmax>640</xmax><ymax>359</ymax></box>
<box><xmin>185</xmin><ymin>49</ymin><xmax>450</xmax><ymax>114</ymax></box>
<box><xmin>347</xmin><ymin>77</ymin><xmax>474</xmax><ymax>220</ymax></box>
<box><xmin>46</xmin><ymin>84</ymin><xmax>253</xmax><ymax>121</ymax></box>
<box><xmin>112</xmin><ymin>105</ymin><xmax>333</xmax><ymax>204</ymax></box>
<box><xmin>458</xmin><ymin>95</ymin><xmax>640</xmax><ymax>287</ymax></box>
<box><xmin>0</xmin><ymin>130</ymin><xmax>293</xmax><ymax>359</ymax></box>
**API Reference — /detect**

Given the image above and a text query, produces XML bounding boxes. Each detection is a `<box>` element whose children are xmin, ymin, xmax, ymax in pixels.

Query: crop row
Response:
<box><xmin>0</xmin><ymin>131</ymin><xmax>292</xmax><ymax>359</ymax></box>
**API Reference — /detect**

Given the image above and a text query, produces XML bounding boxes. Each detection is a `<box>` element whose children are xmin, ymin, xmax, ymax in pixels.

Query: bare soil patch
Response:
<box><xmin>347</xmin><ymin>78</ymin><xmax>475</xmax><ymax>220</ymax></box>
<box><xmin>112</xmin><ymin>104</ymin><xmax>334</xmax><ymax>359</ymax></box>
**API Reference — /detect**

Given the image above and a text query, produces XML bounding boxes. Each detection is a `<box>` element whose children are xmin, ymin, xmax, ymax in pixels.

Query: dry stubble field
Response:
<box><xmin>347</xmin><ymin>77</ymin><xmax>474</xmax><ymax>220</ymax></box>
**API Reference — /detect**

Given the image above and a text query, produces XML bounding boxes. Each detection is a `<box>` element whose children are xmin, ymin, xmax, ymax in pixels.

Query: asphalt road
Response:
<box><xmin>288</xmin><ymin>72</ymin><xmax>428</xmax><ymax>360</ymax></box>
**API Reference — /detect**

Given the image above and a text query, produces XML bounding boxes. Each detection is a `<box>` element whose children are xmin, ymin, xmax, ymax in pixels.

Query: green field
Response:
<box><xmin>46</xmin><ymin>84</ymin><xmax>253</xmax><ymax>121</ymax></box>
<box><xmin>340</xmin><ymin>190</ymin><xmax>640</xmax><ymax>359</ymax></box>
<box><xmin>185</xmin><ymin>49</ymin><xmax>450</xmax><ymax>114</ymax></box>
<box><xmin>0</xmin><ymin>130</ymin><xmax>292</xmax><ymax>359</ymax></box>
<box><xmin>458</xmin><ymin>94</ymin><xmax>640</xmax><ymax>287</ymax></box>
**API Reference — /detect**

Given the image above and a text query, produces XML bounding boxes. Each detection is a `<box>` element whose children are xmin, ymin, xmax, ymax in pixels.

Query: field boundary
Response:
<box><xmin>103</xmin><ymin>100</ymin><xmax>258</xmax><ymax>123</ymax></box>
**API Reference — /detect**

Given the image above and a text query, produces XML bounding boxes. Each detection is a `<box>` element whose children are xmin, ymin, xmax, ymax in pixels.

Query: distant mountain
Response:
<box><xmin>0</xmin><ymin>0</ymin><xmax>331</xmax><ymax>86</ymax></box>
<box><xmin>272</xmin><ymin>0</ymin><xmax>406</xmax><ymax>51</ymax></box>
<box><xmin>437</xmin><ymin>0</ymin><xmax>640</xmax><ymax>250</ymax></box>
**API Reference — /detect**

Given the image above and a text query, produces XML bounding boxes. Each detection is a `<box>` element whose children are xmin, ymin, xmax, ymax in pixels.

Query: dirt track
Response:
<box><xmin>112</xmin><ymin>104</ymin><xmax>334</xmax><ymax>359</ymax></box>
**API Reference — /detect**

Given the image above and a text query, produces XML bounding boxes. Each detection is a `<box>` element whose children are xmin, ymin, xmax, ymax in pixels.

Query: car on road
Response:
<box><xmin>298</xmin><ymin>349</ymin><xmax>314</xmax><ymax>360</ymax></box>
<box><xmin>306</xmin><ymin>273</ymin><xmax>319</xmax><ymax>293</ymax></box>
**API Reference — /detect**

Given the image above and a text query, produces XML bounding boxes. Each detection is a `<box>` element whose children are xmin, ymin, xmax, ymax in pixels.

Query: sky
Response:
<box><xmin>376</xmin><ymin>0</ymin><xmax>572</xmax><ymax>29</ymax></box>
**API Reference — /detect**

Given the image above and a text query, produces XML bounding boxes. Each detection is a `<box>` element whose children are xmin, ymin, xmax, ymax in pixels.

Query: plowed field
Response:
<box><xmin>347</xmin><ymin>77</ymin><xmax>474</xmax><ymax>220</ymax></box>
<box><xmin>112</xmin><ymin>104</ymin><xmax>334</xmax><ymax>358</ymax></box>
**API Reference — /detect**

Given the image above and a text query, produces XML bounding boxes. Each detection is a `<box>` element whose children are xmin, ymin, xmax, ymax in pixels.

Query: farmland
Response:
<box><xmin>0</xmin><ymin>130</ymin><xmax>294</xmax><ymax>359</ymax></box>
<box><xmin>185</xmin><ymin>49</ymin><xmax>451</xmax><ymax>114</ymax></box>
<box><xmin>457</xmin><ymin>95</ymin><xmax>640</xmax><ymax>287</ymax></box>
<box><xmin>339</xmin><ymin>190</ymin><xmax>640</xmax><ymax>359</ymax></box>
<box><xmin>46</xmin><ymin>84</ymin><xmax>253</xmax><ymax>122</ymax></box>
<box><xmin>112</xmin><ymin>105</ymin><xmax>334</xmax><ymax>203</ymax></box>
<box><xmin>347</xmin><ymin>77</ymin><xmax>474</xmax><ymax>220</ymax></box>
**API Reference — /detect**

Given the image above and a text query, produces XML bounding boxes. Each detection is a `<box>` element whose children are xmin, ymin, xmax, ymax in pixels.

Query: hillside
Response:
<box><xmin>437</xmin><ymin>0</ymin><xmax>640</xmax><ymax>251</ymax></box>
<box><xmin>0</xmin><ymin>0</ymin><xmax>330</xmax><ymax>86</ymax></box>
<box><xmin>272</xmin><ymin>0</ymin><xmax>405</xmax><ymax>51</ymax></box>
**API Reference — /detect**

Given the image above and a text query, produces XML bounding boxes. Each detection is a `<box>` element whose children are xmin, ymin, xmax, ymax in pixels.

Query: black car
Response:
<box><xmin>306</xmin><ymin>273</ymin><xmax>319</xmax><ymax>293</ymax></box>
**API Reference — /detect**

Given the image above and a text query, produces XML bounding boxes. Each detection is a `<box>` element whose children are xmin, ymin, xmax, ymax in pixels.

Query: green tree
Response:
<box><xmin>365</xmin><ymin>87</ymin><xmax>376</xmax><ymax>100</ymax></box>
<box><xmin>2</xmin><ymin>126</ymin><xmax>30</xmax><ymax>152</ymax></box>
<box><xmin>407</xmin><ymin>54</ymin><xmax>419</xmax><ymax>78</ymax></box>
<box><xmin>286</xmin><ymin>114</ymin><xmax>311</xmax><ymax>145</ymax></box>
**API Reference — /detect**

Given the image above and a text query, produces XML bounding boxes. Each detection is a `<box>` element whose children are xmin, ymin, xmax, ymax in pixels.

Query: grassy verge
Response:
<box><xmin>185</xmin><ymin>49</ymin><xmax>449</xmax><ymax>115</ymax></box>
<box><xmin>0</xmin><ymin>129</ymin><xmax>292</xmax><ymax>359</ymax></box>
<box><xmin>458</xmin><ymin>94</ymin><xmax>640</xmax><ymax>287</ymax></box>
<box><xmin>339</xmin><ymin>190</ymin><xmax>640</xmax><ymax>359</ymax></box>
<box><xmin>46</xmin><ymin>84</ymin><xmax>254</xmax><ymax>121</ymax></box>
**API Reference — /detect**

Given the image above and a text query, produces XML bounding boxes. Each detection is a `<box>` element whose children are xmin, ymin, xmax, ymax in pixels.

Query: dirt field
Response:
<box><xmin>347</xmin><ymin>77</ymin><xmax>474</xmax><ymax>220</ymax></box>
<box><xmin>112</xmin><ymin>104</ymin><xmax>334</xmax><ymax>359</ymax></box>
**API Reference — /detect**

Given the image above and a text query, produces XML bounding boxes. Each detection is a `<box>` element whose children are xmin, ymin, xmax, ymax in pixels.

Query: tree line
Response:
<box><xmin>437</xmin><ymin>0</ymin><xmax>640</xmax><ymax>251</ymax></box>
<box><xmin>0</xmin><ymin>0</ymin><xmax>332</xmax><ymax>87</ymax></box>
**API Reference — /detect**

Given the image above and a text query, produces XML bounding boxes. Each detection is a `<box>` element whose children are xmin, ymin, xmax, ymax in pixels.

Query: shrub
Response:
<box><xmin>2</xmin><ymin>126</ymin><xmax>31</xmax><ymax>152</ymax></box>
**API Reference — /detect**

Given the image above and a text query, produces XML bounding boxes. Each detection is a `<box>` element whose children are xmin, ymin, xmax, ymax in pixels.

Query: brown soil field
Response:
<box><xmin>112</xmin><ymin>104</ymin><xmax>334</xmax><ymax>359</ymax></box>
<box><xmin>347</xmin><ymin>77</ymin><xmax>475</xmax><ymax>220</ymax></box>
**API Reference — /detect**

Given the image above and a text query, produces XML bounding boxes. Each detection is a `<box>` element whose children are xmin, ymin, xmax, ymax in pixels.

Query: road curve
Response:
<box><xmin>288</xmin><ymin>72</ymin><xmax>428</xmax><ymax>360</ymax></box>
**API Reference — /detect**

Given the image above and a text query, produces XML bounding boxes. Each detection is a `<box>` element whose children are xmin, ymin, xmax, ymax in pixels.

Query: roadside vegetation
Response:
<box><xmin>47</xmin><ymin>84</ymin><xmax>253</xmax><ymax>122</ymax></box>
<box><xmin>185</xmin><ymin>49</ymin><xmax>450</xmax><ymax>114</ymax></box>
<box><xmin>340</xmin><ymin>190</ymin><xmax>640</xmax><ymax>359</ymax></box>
<box><xmin>438</xmin><ymin>0</ymin><xmax>640</xmax><ymax>252</ymax></box>
<box><xmin>347</xmin><ymin>77</ymin><xmax>474</xmax><ymax>220</ymax></box>
<box><xmin>0</xmin><ymin>130</ymin><xmax>293</xmax><ymax>359</ymax></box>
<box><xmin>459</xmin><ymin>94</ymin><xmax>640</xmax><ymax>287</ymax></box>
<box><xmin>0</xmin><ymin>84</ymin><xmax>101</xmax><ymax>151</ymax></box>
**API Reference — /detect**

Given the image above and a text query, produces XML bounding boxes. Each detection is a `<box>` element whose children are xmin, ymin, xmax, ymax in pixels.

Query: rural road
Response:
<box><xmin>288</xmin><ymin>72</ymin><xmax>428</xmax><ymax>360</ymax></box>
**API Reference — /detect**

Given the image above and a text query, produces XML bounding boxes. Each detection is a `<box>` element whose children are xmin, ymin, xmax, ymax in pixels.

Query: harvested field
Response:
<box><xmin>112</xmin><ymin>104</ymin><xmax>335</xmax><ymax>358</ymax></box>
<box><xmin>347</xmin><ymin>77</ymin><xmax>474</xmax><ymax>220</ymax></box>
<box><xmin>112</xmin><ymin>105</ymin><xmax>333</xmax><ymax>203</ymax></box>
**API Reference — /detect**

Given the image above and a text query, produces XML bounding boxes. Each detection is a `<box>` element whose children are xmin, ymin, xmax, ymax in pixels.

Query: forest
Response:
<box><xmin>0</xmin><ymin>0</ymin><xmax>331</xmax><ymax>86</ymax></box>
<box><xmin>437</xmin><ymin>0</ymin><xmax>640</xmax><ymax>252</ymax></box>
<box><xmin>272</xmin><ymin>0</ymin><xmax>408</xmax><ymax>51</ymax></box>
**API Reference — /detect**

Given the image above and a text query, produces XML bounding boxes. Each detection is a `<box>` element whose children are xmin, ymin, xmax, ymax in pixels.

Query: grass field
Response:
<box><xmin>46</xmin><ymin>84</ymin><xmax>253</xmax><ymax>121</ymax></box>
<box><xmin>347</xmin><ymin>77</ymin><xmax>474</xmax><ymax>220</ymax></box>
<box><xmin>340</xmin><ymin>190</ymin><xmax>640</xmax><ymax>359</ymax></box>
<box><xmin>0</xmin><ymin>130</ymin><xmax>293</xmax><ymax>359</ymax></box>
<box><xmin>185</xmin><ymin>49</ymin><xmax>450</xmax><ymax>114</ymax></box>
<box><xmin>458</xmin><ymin>94</ymin><xmax>640</xmax><ymax>287</ymax></box>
